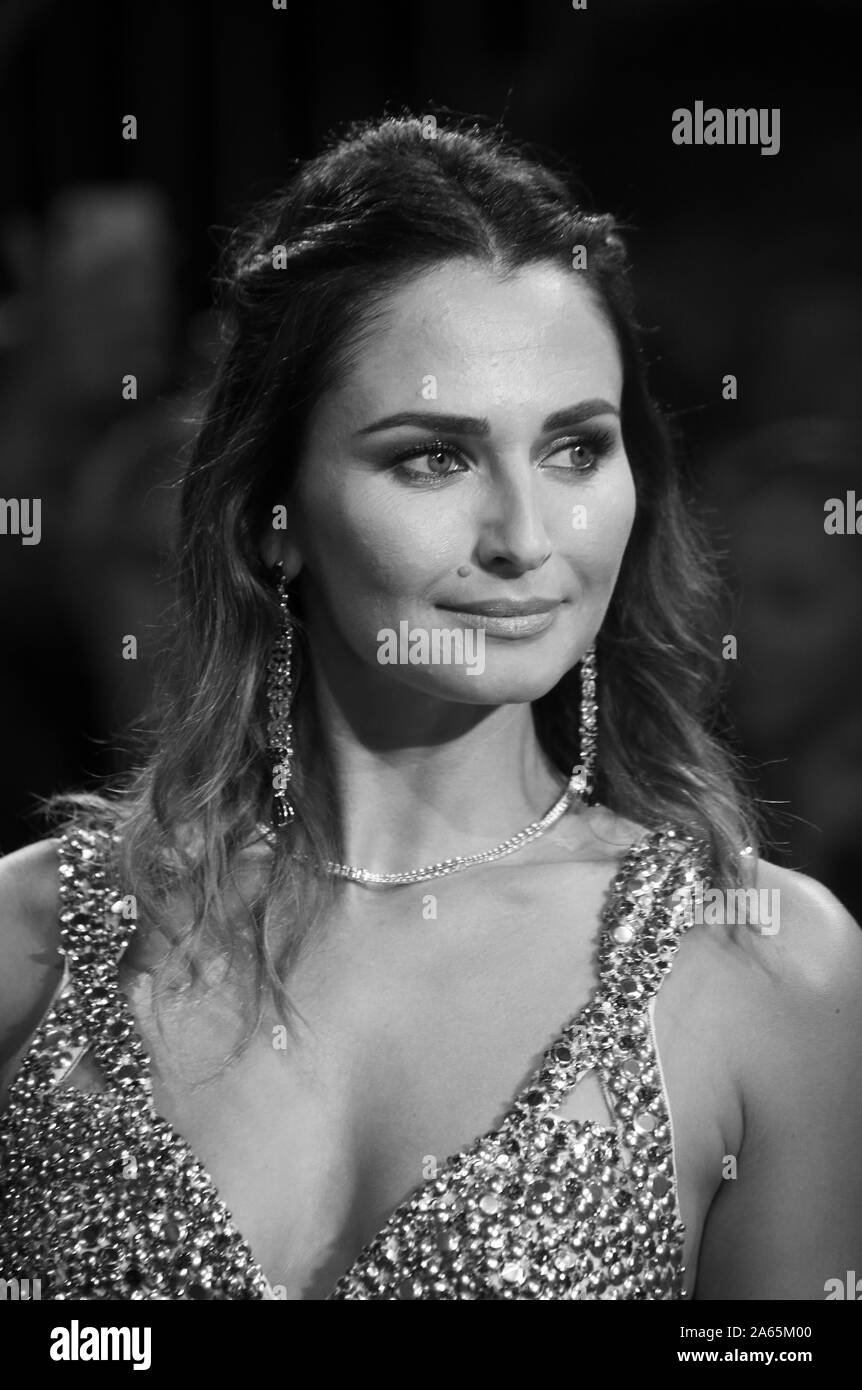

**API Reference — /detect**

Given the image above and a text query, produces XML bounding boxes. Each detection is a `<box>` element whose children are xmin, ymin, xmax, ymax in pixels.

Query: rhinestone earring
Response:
<box><xmin>571</xmin><ymin>642</ymin><xmax>597</xmax><ymax>803</ymax></box>
<box><xmin>266</xmin><ymin>560</ymin><xmax>296</xmax><ymax>828</ymax></box>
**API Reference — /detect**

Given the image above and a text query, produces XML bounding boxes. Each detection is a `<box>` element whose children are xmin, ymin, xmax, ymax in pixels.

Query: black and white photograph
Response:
<box><xmin>0</xmin><ymin>0</ymin><xmax>860</xmax><ymax>1353</ymax></box>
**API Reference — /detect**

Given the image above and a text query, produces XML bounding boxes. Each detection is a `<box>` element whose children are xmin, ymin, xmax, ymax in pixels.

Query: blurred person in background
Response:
<box><xmin>0</xmin><ymin>185</ymin><xmax>202</xmax><ymax>850</ymax></box>
<box><xmin>697</xmin><ymin>417</ymin><xmax>862</xmax><ymax>923</ymax></box>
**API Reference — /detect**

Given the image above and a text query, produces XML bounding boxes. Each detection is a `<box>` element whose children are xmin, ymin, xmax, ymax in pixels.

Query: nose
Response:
<box><xmin>474</xmin><ymin>462</ymin><xmax>553</xmax><ymax>573</ymax></box>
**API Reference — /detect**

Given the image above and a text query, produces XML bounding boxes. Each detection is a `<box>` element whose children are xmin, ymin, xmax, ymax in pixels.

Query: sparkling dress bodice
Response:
<box><xmin>0</xmin><ymin>821</ymin><xmax>710</xmax><ymax>1300</ymax></box>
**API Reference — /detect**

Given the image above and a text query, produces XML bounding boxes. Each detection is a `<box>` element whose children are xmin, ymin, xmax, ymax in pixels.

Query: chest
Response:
<box><xmin>100</xmin><ymin>865</ymin><xmax>740</xmax><ymax>1298</ymax></box>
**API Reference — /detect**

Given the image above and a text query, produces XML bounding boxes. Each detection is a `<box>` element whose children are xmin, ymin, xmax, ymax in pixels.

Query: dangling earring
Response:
<box><xmin>570</xmin><ymin>642</ymin><xmax>597</xmax><ymax>803</ymax></box>
<box><xmin>266</xmin><ymin>560</ymin><xmax>296</xmax><ymax>828</ymax></box>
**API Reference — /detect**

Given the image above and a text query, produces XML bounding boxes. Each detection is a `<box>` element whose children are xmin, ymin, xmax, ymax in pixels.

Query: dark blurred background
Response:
<box><xmin>1</xmin><ymin>0</ymin><xmax>860</xmax><ymax>914</ymax></box>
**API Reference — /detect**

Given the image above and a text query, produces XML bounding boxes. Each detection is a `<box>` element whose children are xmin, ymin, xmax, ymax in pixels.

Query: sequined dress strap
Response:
<box><xmin>12</xmin><ymin>826</ymin><xmax>153</xmax><ymax>1100</ymax></box>
<box><xmin>497</xmin><ymin>826</ymin><xmax>709</xmax><ymax>1138</ymax></box>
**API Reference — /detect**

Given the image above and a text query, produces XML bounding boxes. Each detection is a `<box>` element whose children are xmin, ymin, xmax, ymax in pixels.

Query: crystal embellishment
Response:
<box><xmin>0</xmin><ymin>821</ymin><xmax>710</xmax><ymax>1300</ymax></box>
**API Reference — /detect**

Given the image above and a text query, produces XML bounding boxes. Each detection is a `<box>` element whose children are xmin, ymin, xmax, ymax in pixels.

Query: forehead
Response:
<box><xmin>334</xmin><ymin>259</ymin><xmax>623</xmax><ymax>414</ymax></box>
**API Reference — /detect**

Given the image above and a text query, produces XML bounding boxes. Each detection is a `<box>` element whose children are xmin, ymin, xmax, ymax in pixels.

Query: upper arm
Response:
<box><xmin>0</xmin><ymin>838</ymin><xmax>64</xmax><ymax>1103</ymax></box>
<box><xmin>694</xmin><ymin>861</ymin><xmax>862</xmax><ymax>1299</ymax></box>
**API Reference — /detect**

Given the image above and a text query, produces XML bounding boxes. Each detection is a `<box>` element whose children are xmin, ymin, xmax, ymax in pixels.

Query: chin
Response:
<box><xmin>389</xmin><ymin>662</ymin><xmax>568</xmax><ymax>705</ymax></box>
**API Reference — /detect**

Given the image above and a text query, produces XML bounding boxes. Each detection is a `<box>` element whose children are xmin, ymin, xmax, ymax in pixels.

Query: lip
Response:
<box><xmin>436</xmin><ymin>606</ymin><xmax>558</xmax><ymax>639</ymax></box>
<box><xmin>437</xmin><ymin>598</ymin><xmax>562</xmax><ymax>617</ymax></box>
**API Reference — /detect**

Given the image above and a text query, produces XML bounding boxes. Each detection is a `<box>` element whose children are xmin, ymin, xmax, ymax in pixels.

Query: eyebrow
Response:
<box><xmin>353</xmin><ymin>398</ymin><xmax>620</xmax><ymax>438</ymax></box>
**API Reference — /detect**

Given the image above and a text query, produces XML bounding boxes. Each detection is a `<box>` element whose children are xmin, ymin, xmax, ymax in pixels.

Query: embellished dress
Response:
<box><xmin>0</xmin><ymin>821</ymin><xmax>709</xmax><ymax>1300</ymax></box>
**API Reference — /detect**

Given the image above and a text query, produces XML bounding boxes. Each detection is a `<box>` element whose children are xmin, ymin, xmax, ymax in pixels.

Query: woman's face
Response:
<box><xmin>273</xmin><ymin>259</ymin><xmax>637</xmax><ymax>707</ymax></box>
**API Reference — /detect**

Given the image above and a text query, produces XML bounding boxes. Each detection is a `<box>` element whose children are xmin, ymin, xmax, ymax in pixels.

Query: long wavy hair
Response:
<box><xmin>49</xmin><ymin>111</ymin><xmax>762</xmax><ymax>1054</ymax></box>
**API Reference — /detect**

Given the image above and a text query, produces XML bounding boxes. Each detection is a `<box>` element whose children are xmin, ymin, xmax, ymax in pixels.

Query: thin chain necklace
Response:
<box><xmin>258</xmin><ymin>768</ymin><xmax>587</xmax><ymax>886</ymax></box>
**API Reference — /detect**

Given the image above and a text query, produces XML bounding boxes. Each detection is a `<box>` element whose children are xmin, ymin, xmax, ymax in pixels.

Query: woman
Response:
<box><xmin>1</xmin><ymin>113</ymin><xmax>860</xmax><ymax>1302</ymax></box>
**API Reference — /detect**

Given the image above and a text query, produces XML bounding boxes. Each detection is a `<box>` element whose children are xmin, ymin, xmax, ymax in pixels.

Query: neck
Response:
<box><xmin>303</xmin><ymin>660</ymin><xmax>575</xmax><ymax>876</ymax></box>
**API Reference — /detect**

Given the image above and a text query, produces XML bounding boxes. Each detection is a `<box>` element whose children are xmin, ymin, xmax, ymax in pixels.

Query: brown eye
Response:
<box><xmin>544</xmin><ymin>427</ymin><xmax>617</xmax><ymax>475</ymax></box>
<box><xmin>388</xmin><ymin>439</ymin><xmax>469</xmax><ymax>486</ymax></box>
<box><xmin>428</xmin><ymin>446</ymin><xmax>451</xmax><ymax>473</ymax></box>
<box><xmin>569</xmin><ymin>442</ymin><xmax>597</xmax><ymax>469</ymax></box>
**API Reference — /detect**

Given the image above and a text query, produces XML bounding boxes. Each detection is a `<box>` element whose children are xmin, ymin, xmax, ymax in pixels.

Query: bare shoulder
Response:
<box><xmin>732</xmin><ymin>857</ymin><xmax>862</xmax><ymax>1149</ymax></box>
<box><xmin>683</xmin><ymin>853</ymin><xmax>862</xmax><ymax>1060</ymax></box>
<box><xmin>724</xmin><ymin>854</ymin><xmax>862</xmax><ymax>1015</ymax></box>
<box><xmin>691</xmin><ymin>855</ymin><xmax>862</xmax><ymax>1299</ymax></box>
<box><xmin>0</xmin><ymin>838</ymin><xmax>64</xmax><ymax>1090</ymax></box>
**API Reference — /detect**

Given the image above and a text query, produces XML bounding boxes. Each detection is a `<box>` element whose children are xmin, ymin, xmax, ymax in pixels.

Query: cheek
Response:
<box><xmin>299</xmin><ymin>479</ymin><xmax>452</xmax><ymax>599</ymax></box>
<box><xmin>559</xmin><ymin>468</ymin><xmax>637</xmax><ymax>581</ymax></box>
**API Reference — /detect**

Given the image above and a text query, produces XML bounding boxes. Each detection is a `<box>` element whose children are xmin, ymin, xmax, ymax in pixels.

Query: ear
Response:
<box><xmin>260</xmin><ymin>502</ymin><xmax>303</xmax><ymax>581</ymax></box>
